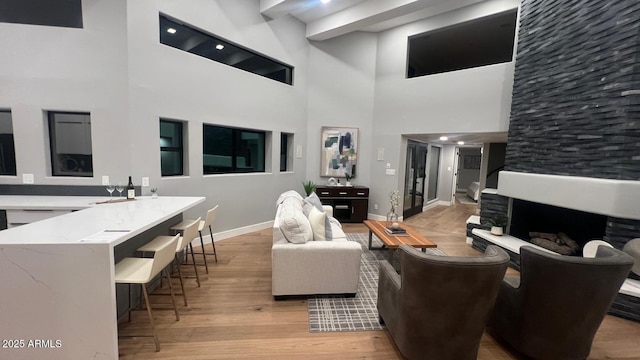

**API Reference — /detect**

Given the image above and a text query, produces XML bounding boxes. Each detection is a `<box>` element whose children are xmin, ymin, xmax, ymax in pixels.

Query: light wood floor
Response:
<box><xmin>118</xmin><ymin>201</ymin><xmax>640</xmax><ymax>359</ymax></box>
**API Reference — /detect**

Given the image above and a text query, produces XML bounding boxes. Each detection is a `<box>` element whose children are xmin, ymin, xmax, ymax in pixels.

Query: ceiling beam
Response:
<box><xmin>306</xmin><ymin>0</ymin><xmax>426</xmax><ymax>41</ymax></box>
<box><xmin>360</xmin><ymin>0</ymin><xmax>487</xmax><ymax>32</ymax></box>
<box><xmin>260</xmin><ymin>0</ymin><xmax>291</xmax><ymax>20</ymax></box>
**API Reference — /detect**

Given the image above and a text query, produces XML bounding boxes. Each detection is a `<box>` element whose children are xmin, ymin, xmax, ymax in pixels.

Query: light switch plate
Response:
<box><xmin>22</xmin><ymin>173</ymin><xmax>34</xmax><ymax>184</ymax></box>
<box><xmin>296</xmin><ymin>145</ymin><xmax>303</xmax><ymax>159</ymax></box>
<box><xmin>377</xmin><ymin>148</ymin><xmax>384</xmax><ymax>161</ymax></box>
<box><xmin>141</xmin><ymin>177</ymin><xmax>149</xmax><ymax>187</ymax></box>
<box><xmin>102</xmin><ymin>176</ymin><xmax>109</xmax><ymax>185</ymax></box>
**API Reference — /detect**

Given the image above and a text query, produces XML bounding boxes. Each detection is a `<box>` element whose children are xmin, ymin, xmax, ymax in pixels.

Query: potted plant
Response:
<box><xmin>344</xmin><ymin>173</ymin><xmax>355</xmax><ymax>186</ymax></box>
<box><xmin>150</xmin><ymin>187</ymin><xmax>158</xmax><ymax>199</ymax></box>
<box><xmin>302</xmin><ymin>180</ymin><xmax>316</xmax><ymax>196</ymax></box>
<box><xmin>485</xmin><ymin>216</ymin><xmax>508</xmax><ymax>236</ymax></box>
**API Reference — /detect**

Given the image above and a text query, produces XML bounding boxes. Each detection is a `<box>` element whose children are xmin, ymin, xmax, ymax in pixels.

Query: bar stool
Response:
<box><xmin>170</xmin><ymin>205</ymin><xmax>219</xmax><ymax>274</ymax></box>
<box><xmin>138</xmin><ymin>218</ymin><xmax>202</xmax><ymax>307</ymax></box>
<box><xmin>115</xmin><ymin>234</ymin><xmax>180</xmax><ymax>352</ymax></box>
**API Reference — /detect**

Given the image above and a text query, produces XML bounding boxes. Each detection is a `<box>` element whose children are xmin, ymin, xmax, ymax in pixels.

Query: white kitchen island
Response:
<box><xmin>0</xmin><ymin>196</ymin><xmax>205</xmax><ymax>360</ymax></box>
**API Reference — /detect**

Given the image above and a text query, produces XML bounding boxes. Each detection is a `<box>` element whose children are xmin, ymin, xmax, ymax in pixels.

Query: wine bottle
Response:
<box><xmin>126</xmin><ymin>176</ymin><xmax>135</xmax><ymax>199</ymax></box>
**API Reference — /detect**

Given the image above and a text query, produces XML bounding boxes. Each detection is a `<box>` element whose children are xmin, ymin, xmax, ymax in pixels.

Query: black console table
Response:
<box><xmin>316</xmin><ymin>185</ymin><xmax>369</xmax><ymax>223</ymax></box>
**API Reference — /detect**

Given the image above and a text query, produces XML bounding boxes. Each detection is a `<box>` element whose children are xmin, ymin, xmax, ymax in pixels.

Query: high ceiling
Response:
<box><xmin>260</xmin><ymin>0</ymin><xmax>510</xmax><ymax>146</ymax></box>
<box><xmin>260</xmin><ymin>0</ymin><xmax>487</xmax><ymax>41</ymax></box>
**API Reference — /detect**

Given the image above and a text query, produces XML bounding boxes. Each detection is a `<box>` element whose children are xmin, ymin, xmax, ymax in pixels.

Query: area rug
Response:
<box><xmin>307</xmin><ymin>232</ymin><xmax>446</xmax><ymax>332</ymax></box>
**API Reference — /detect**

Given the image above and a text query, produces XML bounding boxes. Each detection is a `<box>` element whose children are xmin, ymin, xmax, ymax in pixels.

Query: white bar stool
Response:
<box><xmin>139</xmin><ymin>218</ymin><xmax>202</xmax><ymax>307</ymax></box>
<box><xmin>115</xmin><ymin>234</ymin><xmax>180</xmax><ymax>352</ymax></box>
<box><xmin>170</xmin><ymin>205</ymin><xmax>219</xmax><ymax>274</ymax></box>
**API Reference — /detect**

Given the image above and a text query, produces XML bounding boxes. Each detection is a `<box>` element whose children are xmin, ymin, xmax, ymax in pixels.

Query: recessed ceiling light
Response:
<box><xmin>167</xmin><ymin>28</ymin><xmax>177</xmax><ymax>34</ymax></box>
<box><xmin>439</xmin><ymin>136</ymin><xmax>448</xmax><ymax>141</ymax></box>
<box><xmin>216</xmin><ymin>44</ymin><xmax>224</xmax><ymax>50</ymax></box>
<box><xmin>458</xmin><ymin>141</ymin><xmax>465</xmax><ymax>145</ymax></box>
<box><xmin>321</xmin><ymin>0</ymin><xmax>331</xmax><ymax>3</ymax></box>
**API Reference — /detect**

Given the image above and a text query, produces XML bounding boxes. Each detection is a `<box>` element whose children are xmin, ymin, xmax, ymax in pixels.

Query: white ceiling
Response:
<box><xmin>260</xmin><ymin>0</ymin><xmax>509</xmax><ymax>146</ymax></box>
<box><xmin>260</xmin><ymin>0</ymin><xmax>488</xmax><ymax>40</ymax></box>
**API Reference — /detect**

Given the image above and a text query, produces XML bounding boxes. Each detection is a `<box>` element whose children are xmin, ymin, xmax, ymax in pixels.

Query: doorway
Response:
<box><xmin>454</xmin><ymin>147</ymin><xmax>481</xmax><ymax>203</ymax></box>
<box><xmin>403</xmin><ymin>141</ymin><xmax>427</xmax><ymax>219</ymax></box>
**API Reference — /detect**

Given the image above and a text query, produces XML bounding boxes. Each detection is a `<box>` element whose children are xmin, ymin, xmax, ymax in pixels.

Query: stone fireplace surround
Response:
<box><xmin>471</xmin><ymin>171</ymin><xmax>639</xmax><ymax>256</ymax></box>
<box><xmin>471</xmin><ymin>171</ymin><xmax>640</xmax><ymax>321</ymax></box>
<box><xmin>472</xmin><ymin>0</ymin><xmax>640</xmax><ymax>320</ymax></box>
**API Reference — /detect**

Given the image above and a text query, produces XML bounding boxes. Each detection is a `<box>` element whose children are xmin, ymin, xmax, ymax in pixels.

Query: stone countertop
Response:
<box><xmin>0</xmin><ymin>195</ymin><xmax>105</xmax><ymax>210</ymax></box>
<box><xmin>0</xmin><ymin>196</ymin><xmax>205</xmax><ymax>245</ymax></box>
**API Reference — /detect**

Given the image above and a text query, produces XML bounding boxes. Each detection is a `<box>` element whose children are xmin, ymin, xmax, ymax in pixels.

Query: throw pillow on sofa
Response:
<box><xmin>303</xmin><ymin>192</ymin><xmax>334</xmax><ymax>240</ymax></box>
<box><xmin>304</xmin><ymin>192</ymin><xmax>324</xmax><ymax>211</ymax></box>
<box><xmin>279</xmin><ymin>211</ymin><xmax>313</xmax><ymax>244</ymax></box>
<box><xmin>308</xmin><ymin>206</ymin><xmax>334</xmax><ymax>241</ymax></box>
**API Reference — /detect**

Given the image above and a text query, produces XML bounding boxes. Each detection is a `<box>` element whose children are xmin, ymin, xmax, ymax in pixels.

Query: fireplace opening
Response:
<box><xmin>509</xmin><ymin>199</ymin><xmax>608</xmax><ymax>255</ymax></box>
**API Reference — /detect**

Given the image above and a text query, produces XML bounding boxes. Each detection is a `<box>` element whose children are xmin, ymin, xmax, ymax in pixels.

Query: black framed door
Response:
<box><xmin>403</xmin><ymin>141</ymin><xmax>427</xmax><ymax>219</ymax></box>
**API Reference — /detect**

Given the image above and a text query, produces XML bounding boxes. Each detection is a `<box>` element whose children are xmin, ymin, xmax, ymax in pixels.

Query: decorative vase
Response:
<box><xmin>346</xmin><ymin>181</ymin><xmax>352</xmax><ymax>186</ymax></box>
<box><xmin>491</xmin><ymin>226</ymin><xmax>503</xmax><ymax>236</ymax></box>
<box><xmin>152</xmin><ymin>193</ymin><xmax>158</xmax><ymax>199</ymax></box>
<box><xmin>387</xmin><ymin>209</ymin><xmax>399</xmax><ymax>227</ymax></box>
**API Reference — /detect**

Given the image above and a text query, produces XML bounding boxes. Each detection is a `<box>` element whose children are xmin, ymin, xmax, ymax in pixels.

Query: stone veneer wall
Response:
<box><xmin>499</xmin><ymin>0</ymin><xmax>640</xmax><ymax>320</ymax></box>
<box><xmin>479</xmin><ymin>192</ymin><xmax>509</xmax><ymax>225</ymax></box>
<box><xmin>503</xmin><ymin>0</ymin><xmax>640</xmax><ymax>247</ymax></box>
<box><xmin>505</xmin><ymin>0</ymin><xmax>640</xmax><ymax>180</ymax></box>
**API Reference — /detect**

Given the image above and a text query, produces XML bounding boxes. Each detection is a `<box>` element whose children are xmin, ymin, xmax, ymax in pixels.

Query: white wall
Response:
<box><xmin>125</xmin><ymin>0</ymin><xmax>311</xmax><ymax>229</ymax></box>
<box><xmin>368</xmin><ymin>0</ymin><xmax>518</xmax><ymax>216</ymax></box>
<box><xmin>306</xmin><ymin>31</ymin><xmax>377</xmax><ymax>187</ymax></box>
<box><xmin>0</xmin><ymin>0</ymin><xmax>130</xmax><ymax>185</ymax></box>
<box><xmin>0</xmin><ymin>0</ymin><xmax>520</xmax><ymax>230</ymax></box>
<box><xmin>437</xmin><ymin>145</ymin><xmax>457</xmax><ymax>203</ymax></box>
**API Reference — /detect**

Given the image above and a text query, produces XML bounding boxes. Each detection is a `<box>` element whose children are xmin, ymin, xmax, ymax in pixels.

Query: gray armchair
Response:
<box><xmin>489</xmin><ymin>245</ymin><xmax>634</xmax><ymax>360</ymax></box>
<box><xmin>377</xmin><ymin>244</ymin><xmax>509</xmax><ymax>360</ymax></box>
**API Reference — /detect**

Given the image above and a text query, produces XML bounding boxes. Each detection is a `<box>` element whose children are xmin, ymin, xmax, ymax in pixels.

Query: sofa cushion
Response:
<box><xmin>282</xmin><ymin>196</ymin><xmax>303</xmax><ymax>212</ymax></box>
<box><xmin>276</xmin><ymin>190</ymin><xmax>303</xmax><ymax>205</ymax></box>
<box><xmin>308</xmin><ymin>206</ymin><xmax>334</xmax><ymax>241</ymax></box>
<box><xmin>279</xmin><ymin>205</ymin><xmax>313</xmax><ymax>244</ymax></box>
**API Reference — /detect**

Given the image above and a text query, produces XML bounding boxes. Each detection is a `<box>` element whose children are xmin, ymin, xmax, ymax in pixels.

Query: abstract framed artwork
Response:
<box><xmin>463</xmin><ymin>155</ymin><xmax>481</xmax><ymax>170</ymax></box>
<box><xmin>320</xmin><ymin>127</ymin><xmax>358</xmax><ymax>177</ymax></box>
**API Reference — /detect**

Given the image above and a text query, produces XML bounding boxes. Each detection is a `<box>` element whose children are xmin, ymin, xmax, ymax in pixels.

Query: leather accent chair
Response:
<box><xmin>377</xmin><ymin>244</ymin><xmax>509</xmax><ymax>360</ymax></box>
<box><xmin>489</xmin><ymin>245</ymin><xmax>634</xmax><ymax>360</ymax></box>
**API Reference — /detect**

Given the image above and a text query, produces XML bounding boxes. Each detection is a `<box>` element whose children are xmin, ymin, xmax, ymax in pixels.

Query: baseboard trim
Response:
<box><xmin>367</xmin><ymin>213</ymin><xmax>405</xmax><ymax>222</ymax></box>
<box><xmin>190</xmin><ymin>220</ymin><xmax>273</xmax><ymax>246</ymax></box>
<box><xmin>368</xmin><ymin>213</ymin><xmax>386</xmax><ymax>221</ymax></box>
<box><xmin>423</xmin><ymin>200</ymin><xmax>451</xmax><ymax>212</ymax></box>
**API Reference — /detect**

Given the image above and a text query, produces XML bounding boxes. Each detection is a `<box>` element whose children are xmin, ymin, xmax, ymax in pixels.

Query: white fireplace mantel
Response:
<box><xmin>497</xmin><ymin>171</ymin><xmax>640</xmax><ymax>220</ymax></box>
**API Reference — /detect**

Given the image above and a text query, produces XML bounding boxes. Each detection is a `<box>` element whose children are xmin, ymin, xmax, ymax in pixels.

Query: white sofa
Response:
<box><xmin>272</xmin><ymin>191</ymin><xmax>362</xmax><ymax>298</ymax></box>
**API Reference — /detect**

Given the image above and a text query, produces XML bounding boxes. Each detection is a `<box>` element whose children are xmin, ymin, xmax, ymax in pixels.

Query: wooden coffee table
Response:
<box><xmin>363</xmin><ymin>220</ymin><xmax>437</xmax><ymax>252</ymax></box>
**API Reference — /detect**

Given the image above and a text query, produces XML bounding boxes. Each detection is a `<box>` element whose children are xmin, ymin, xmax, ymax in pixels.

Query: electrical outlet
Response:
<box><xmin>374</xmin><ymin>204</ymin><xmax>378</xmax><ymax>210</ymax></box>
<box><xmin>385</xmin><ymin>169</ymin><xmax>396</xmax><ymax>175</ymax></box>
<box><xmin>102</xmin><ymin>176</ymin><xmax>109</xmax><ymax>185</ymax></box>
<box><xmin>22</xmin><ymin>173</ymin><xmax>34</xmax><ymax>184</ymax></box>
<box><xmin>141</xmin><ymin>177</ymin><xmax>149</xmax><ymax>187</ymax></box>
